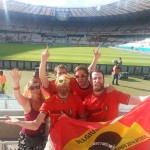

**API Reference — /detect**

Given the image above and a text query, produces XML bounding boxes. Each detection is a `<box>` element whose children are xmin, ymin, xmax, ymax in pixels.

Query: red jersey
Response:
<box><xmin>83</xmin><ymin>89</ymin><xmax>130</xmax><ymax>122</ymax></box>
<box><xmin>43</xmin><ymin>80</ymin><xmax>57</xmax><ymax>98</ymax></box>
<box><xmin>70</xmin><ymin>78</ymin><xmax>92</xmax><ymax>101</ymax></box>
<box><xmin>40</xmin><ymin>94</ymin><xmax>85</xmax><ymax>130</ymax></box>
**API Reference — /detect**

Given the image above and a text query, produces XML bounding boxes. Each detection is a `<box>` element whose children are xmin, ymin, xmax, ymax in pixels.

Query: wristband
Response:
<box><xmin>13</xmin><ymin>86</ymin><xmax>20</xmax><ymax>90</ymax></box>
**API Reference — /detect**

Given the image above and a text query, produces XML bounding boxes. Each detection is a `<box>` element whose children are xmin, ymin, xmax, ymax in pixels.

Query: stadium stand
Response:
<box><xmin>0</xmin><ymin>0</ymin><xmax>149</xmax><ymax>145</ymax></box>
<box><xmin>0</xmin><ymin>0</ymin><xmax>150</xmax><ymax>47</ymax></box>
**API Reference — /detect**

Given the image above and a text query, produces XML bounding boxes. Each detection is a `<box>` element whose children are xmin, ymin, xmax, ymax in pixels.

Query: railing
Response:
<box><xmin>0</xmin><ymin>60</ymin><xmax>150</xmax><ymax>75</ymax></box>
<box><xmin>0</xmin><ymin>95</ymin><xmax>22</xmax><ymax>109</ymax></box>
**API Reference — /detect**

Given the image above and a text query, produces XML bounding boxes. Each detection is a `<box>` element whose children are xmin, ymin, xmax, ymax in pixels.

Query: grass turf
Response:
<box><xmin>3</xmin><ymin>70</ymin><xmax>150</xmax><ymax>97</ymax></box>
<box><xmin>0</xmin><ymin>43</ymin><xmax>150</xmax><ymax>66</ymax></box>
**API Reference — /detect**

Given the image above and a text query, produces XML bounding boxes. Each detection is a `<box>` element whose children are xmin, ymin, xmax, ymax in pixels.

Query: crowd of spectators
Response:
<box><xmin>0</xmin><ymin>12</ymin><xmax>150</xmax><ymax>47</ymax></box>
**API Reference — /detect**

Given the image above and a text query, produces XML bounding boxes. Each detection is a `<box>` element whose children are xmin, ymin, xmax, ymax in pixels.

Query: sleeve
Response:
<box><xmin>39</xmin><ymin>101</ymin><xmax>51</xmax><ymax>114</ymax></box>
<box><xmin>42</xmin><ymin>80</ymin><xmax>56</xmax><ymax>95</ymax></box>
<box><xmin>117</xmin><ymin>91</ymin><xmax>130</xmax><ymax>105</ymax></box>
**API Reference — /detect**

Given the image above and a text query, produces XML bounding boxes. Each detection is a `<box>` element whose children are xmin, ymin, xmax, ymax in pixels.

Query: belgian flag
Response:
<box><xmin>50</xmin><ymin>97</ymin><xmax>150</xmax><ymax>150</ymax></box>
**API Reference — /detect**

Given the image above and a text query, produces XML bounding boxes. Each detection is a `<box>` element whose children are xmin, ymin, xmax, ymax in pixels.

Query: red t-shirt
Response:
<box><xmin>44</xmin><ymin>78</ymin><xmax>92</xmax><ymax>101</ymax></box>
<box><xmin>43</xmin><ymin>80</ymin><xmax>57</xmax><ymax>97</ymax></box>
<box><xmin>83</xmin><ymin>89</ymin><xmax>130</xmax><ymax>122</ymax></box>
<box><xmin>40</xmin><ymin>94</ymin><xmax>85</xmax><ymax>130</ymax></box>
<box><xmin>70</xmin><ymin>78</ymin><xmax>92</xmax><ymax>101</ymax></box>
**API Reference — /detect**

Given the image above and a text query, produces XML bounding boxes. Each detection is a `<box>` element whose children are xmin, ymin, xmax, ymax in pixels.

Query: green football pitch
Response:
<box><xmin>0</xmin><ymin>43</ymin><xmax>150</xmax><ymax>66</ymax></box>
<box><xmin>0</xmin><ymin>43</ymin><xmax>150</xmax><ymax>96</ymax></box>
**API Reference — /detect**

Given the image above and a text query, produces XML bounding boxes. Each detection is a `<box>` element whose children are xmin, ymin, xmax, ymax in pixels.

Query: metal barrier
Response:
<box><xmin>0</xmin><ymin>60</ymin><xmax>149</xmax><ymax>75</ymax></box>
<box><xmin>0</xmin><ymin>95</ymin><xmax>22</xmax><ymax>109</ymax></box>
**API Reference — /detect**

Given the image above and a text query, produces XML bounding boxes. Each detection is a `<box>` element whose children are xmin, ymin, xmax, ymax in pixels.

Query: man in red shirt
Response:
<box><xmin>70</xmin><ymin>65</ymin><xmax>93</xmax><ymax>101</ymax></box>
<box><xmin>40</xmin><ymin>74</ymin><xmax>85</xmax><ymax>130</ymax></box>
<box><xmin>83</xmin><ymin>69</ymin><xmax>150</xmax><ymax>122</ymax></box>
<box><xmin>39</xmin><ymin>47</ymin><xmax>101</xmax><ymax>101</ymax></box>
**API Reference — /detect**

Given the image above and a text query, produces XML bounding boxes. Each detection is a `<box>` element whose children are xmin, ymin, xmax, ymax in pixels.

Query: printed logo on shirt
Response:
<box><xmin>103</xmin><ymin>105</ymin><xmax>109</xmax><ymax>111</ymax></box>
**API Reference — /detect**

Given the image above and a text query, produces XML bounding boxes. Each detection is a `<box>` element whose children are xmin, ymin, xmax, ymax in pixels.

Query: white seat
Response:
<box><xmin>3</xmin><ymin>141</ymin><xmax>18</xmax><ymax>150</ymax></box>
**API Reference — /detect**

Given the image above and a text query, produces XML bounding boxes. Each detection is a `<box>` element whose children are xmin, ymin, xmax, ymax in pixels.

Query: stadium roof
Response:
<box><xmin>0</xmin><ymin>0</ymin><xmax>150</xmax><ymax>18</ymax></box>
<box><xmin>15</xmin><ymin>0</ymin><xmax>119</xmax><ymax>8</ymax></box>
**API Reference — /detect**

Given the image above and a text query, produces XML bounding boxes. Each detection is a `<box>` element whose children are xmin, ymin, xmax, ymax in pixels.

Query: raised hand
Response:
<box><xmin>41</xmin><ymin>47</ymin><xmax>50</xmax><ymax>62</ymax></box>
<box><xmin>93</xmin><ymin>47</ymin><xmax>101</xmax><ymax>61</ymax></box>
<box><xmin>10</xmin><ymin>68</ymin><xmax>21</xmax><ymax>83</ymax></box>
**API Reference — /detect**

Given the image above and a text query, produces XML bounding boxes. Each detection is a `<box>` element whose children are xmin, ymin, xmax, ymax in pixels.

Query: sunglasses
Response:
<box><xmin>58</xmin><ymin>79</ymin><xmax>64</xmax><ymax>83</ymax></box>
<box><xmin>75</xmin><ymin>74</ymin><xmax>87</xmax><ymax>79</ymax></box>
<box><xmin>57</xmin><ymin>79</ymin><xmax>70</xmax><ymax>84</ymax></box>
<box><xmin>29</xmin><ymin>85</ymin><xmax>40</xmax><ymax>90</ymax></box>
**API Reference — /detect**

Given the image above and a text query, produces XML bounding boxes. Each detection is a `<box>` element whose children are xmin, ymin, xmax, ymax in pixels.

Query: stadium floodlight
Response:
<box><xmin>96</xmin><ymin>5</ymin><xmax>101</xmax><ymax>11</ymax></box>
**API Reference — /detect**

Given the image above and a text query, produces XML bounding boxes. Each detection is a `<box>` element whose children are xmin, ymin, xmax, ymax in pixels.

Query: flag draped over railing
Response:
<box><xmin>50</xmin><ymin>97</ymin><xmax>150</xmax><ymax>150</ymax></box>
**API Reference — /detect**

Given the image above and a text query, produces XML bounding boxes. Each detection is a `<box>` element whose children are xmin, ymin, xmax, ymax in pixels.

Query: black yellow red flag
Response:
<box><xmin>50</xmin><ymin>97</ymin><xmax>150</xmax><ymax>150</ymax></box>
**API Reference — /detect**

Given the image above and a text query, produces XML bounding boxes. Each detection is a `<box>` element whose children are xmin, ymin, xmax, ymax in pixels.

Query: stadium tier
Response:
<box><xmin>0</xmin><ymin>0</ymin><xmax>150</xmax><ymax>47</ymax></box>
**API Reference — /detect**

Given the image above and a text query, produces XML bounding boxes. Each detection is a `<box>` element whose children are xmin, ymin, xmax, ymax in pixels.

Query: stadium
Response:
<box><xmin>0</xmin><ymin>0</ymin><xmax>150</xmax><ymax>149</ymax></box>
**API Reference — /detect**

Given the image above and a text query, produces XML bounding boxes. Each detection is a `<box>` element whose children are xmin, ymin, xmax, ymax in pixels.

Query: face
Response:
<box><xmin>75</xmin><ymin>70</ymin><xmax>88</xmax><ymax>87</ymax></box>
<box><xmin>56</xmin><ymin>68</ymin><xmax>67</xmax><ymax>78</ymax></box>
<box><xmin>56</xmin><ymin>75</ymin><xmax>70</xmax><ymax>96</ymax></box>
<box><xmin>91</xmin><ymin>72</ymin><xmax>105</xmax><ymax>93</ymax></box>
<box><xmin>28</xmin><ymin>83</ymin><xmax>41</xmax><ymax>95</ymax></box>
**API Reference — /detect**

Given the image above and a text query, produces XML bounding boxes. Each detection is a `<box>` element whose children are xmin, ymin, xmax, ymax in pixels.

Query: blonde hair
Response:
<box><xmin>23</xmin><ymin>79</ymin><xmax>41</xmax><ymax>98</ymax></box>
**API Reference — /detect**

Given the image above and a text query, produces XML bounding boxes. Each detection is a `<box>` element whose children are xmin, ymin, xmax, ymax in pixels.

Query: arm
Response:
<box><xmin>88</xmin><ymin>47</ymin><xmax>101</xmax><ymax>73</ymax></box>
<box><xmin>10</xmin><ymin>68</ymin><xmax>29</xmax><ymax>106</ymax></box>
<box><xmin>39</xmin><ymin>48</ymin><xmax>50</xmax><ymax>88</ymax></box>
<box><xmin>0</xmin><ymin>112</ymin><xmax>46</xmax><ymax>131</ymax></box>
<box><xmin>128</xmin><ymin>95</ymin><xmax>150</xmax><ymax>105</ymax></box>
<box><xmin>1</xmin><ymin>75</ymin><xmax>6</xmax><ymax>92</ymax></box>
<box><xmin>1</xmin><ymin>83</ymin><xmax>5</xmax><ymax>92</ymax></box>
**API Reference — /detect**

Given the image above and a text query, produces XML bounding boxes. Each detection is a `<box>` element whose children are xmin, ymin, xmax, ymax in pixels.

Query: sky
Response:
<box><xmin>15</xmin><ymin>0</ymin><xmax>119</xmax><ymax>8</ymax></box>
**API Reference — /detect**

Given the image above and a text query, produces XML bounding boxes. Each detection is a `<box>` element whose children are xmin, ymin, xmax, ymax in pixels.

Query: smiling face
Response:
<box><xmin>74</xmin><ymin>65</ymin><xmax>89</xmax><ymax>88</ymax></box>
<box><xmin>75</xmin><ymin>70</ymin><xmax>88</xmax><ymax>87</ymax></box>
<box><xmin>27</xmin><ymin>79</ymin><xmax>41</xmax><ymax>96</ymax></box>
<box><xmin>56</xmin><ymin>68</ymin><xmax>67</xmax><ymax>78</ymax></box>
<box><xmin>54</xmin><ymin>65</ymin><xmax>67</xmax><ymax>78</ymax></box>
<box><xmin>91</xmin><ymin>71</ymin><xmax>105</xmax><ymax>93</ymax></box>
